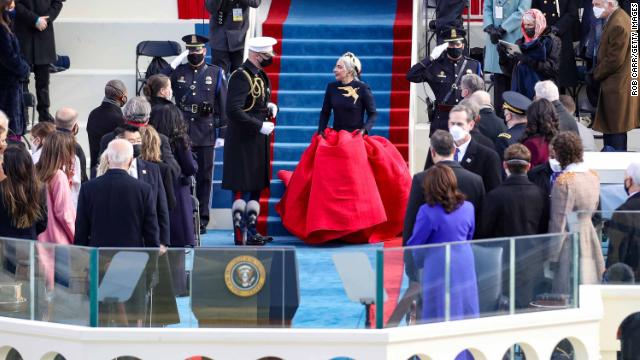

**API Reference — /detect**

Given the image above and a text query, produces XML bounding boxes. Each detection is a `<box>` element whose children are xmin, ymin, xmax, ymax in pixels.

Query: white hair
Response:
<box><xmin>627</xmin><ymin>162</ymin><xmax>640</xmax><ymax>186</ymax></box>
<box><xmin>534</xmin><ymin>80</ymin><xmax>560</xmax><ymax>102</ymax></box>
<box><xmin>123</xmin><ymin>96</ymin><xmax>151</xmax><ymax>124</ymax></box>
<box><xmin>461</xmin><ymin>74</ymin><xmax>485</xmax><ymax>93</ymax></box>
<box><xmin>339</xmin><ymin>52</ymin><xmax>362</xmax><ymax>80</ymax></box>
<box><xmin>106</xmin><ymin>139</ymin><xmax>133</xmax><ymax>168</ymax></box>
<box><xmin>0</xmin><ymin>111</ymin><xmax>8</xmax><ymax>133</ymax></box>
<box><xmin>469</xmin><ymin>90</ymin><xmax>492</xmax><ymax>106</ymax></box>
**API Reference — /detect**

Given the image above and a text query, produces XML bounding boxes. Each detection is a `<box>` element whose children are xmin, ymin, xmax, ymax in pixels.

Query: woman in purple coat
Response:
<box><xmin>407</xmin><ymin>164</ymin><xmax>479</xmax><ymax>360</ymax></box>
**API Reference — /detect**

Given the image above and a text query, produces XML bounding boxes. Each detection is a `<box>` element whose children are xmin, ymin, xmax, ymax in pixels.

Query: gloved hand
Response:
<box><xmin>430</xmin><ymin>43</ymin><xmax>448</xmax><ymax>60</ymax></box>
<box><xmin>170</xmin><ymin>50</ymin><xmax>189</xmax><ymax>69</ymax></box>
<box><xmin>483</xmin><ymin>24</ymin><xmax>496</xmax><ymax>34</ymax></box>
<box><xmin>260</xmin><ymin>121</ymin><xmax>275</xmax><ymax>135</ymax></box>
<box><xmin>267</xmin><ymin>102</ymin><xmax>278</xmax><ymax>119</ymax></box>
<box><xmin>214</xmin><ymin>138</ymin><xmax>225</xmax><ymax>148</ymax></box>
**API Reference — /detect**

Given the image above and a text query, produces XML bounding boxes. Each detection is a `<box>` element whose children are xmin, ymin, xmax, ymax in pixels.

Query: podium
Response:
<box><xmin>191</xmin><ymin>248</ymin><xmax>299</xmax><ymax>327</ymax></box>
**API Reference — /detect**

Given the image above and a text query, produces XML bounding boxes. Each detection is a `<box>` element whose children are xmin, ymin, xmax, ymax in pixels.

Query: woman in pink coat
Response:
<box><xmin>35</xmin><ymin>131</ymin><xmax>76</xmax><ymax>292</ymax></box>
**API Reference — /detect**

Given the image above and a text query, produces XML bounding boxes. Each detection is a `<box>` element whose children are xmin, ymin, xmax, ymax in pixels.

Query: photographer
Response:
<box><xmin>205</xmin><ymin>0</ymin><xmax>261</xmax><ymax>74</ymax></box>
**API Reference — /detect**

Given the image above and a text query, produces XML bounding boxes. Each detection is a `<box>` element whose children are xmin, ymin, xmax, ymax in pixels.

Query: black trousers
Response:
<box><xmin>603</xmin><ymin>133</ymin><xmax>628</xmax><ymax>151</ymax></box>
<box><xmin>492</xmin><ymin>73</ymin><xmax>511</xmax><ymax>118</ymax></box>
<box><xmin>31</xmin><ymin>64</ymin><xmax>52</xmax><ymax>122</ymax></box>
<box><xmin>212</xmin><ymin>49</ymin><xmax>244</xmax><ymax>74</ymax></box>
<box><xmin>194</xmin><ymin>145</ymin><xmax>215</xmax><ymax>229</ymax></box>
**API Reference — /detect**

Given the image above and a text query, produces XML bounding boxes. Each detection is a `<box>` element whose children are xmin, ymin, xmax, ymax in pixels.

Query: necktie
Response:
<box><xmin>454</xmin><ymin>148</ymin><xmax>460</xmax><ymax>162</ymax></box>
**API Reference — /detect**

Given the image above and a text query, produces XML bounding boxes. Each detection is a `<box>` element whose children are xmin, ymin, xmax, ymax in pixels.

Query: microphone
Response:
<box><xmin>231</xmin><ymin>199</ymin><xmax>246</xmax><ymax>228</ymax></box>
<box><xmin>246</xmin><ymin>200</ymin><xmax>261</xmax><ymax>227</ymax></box>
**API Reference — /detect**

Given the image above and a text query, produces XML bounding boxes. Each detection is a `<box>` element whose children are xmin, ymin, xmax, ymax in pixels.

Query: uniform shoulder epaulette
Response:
<box><xmin>497</xmin><ymin>133</ymin><xmax>511</xmax><ymax>139</ymax></box>
<box><xmin>556</xmin><ymin>172</ymin><xmax>575</xmax><ymax>186</ymax></box>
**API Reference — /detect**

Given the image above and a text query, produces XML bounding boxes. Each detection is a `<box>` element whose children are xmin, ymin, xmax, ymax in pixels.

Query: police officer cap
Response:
<box><xmin>182</xmin><ymin>34</ymin><xmax>209</xmax><ymax>49</ymax></box>
<box><xmin>502</xmin><ymin>91</ymin><xmax>532</xmax><ymax>115</ymax></box>
<box><xmin>443</xmin><ymin>28</ymin><xmax>466</xmax><ymax>43</ymax></box>
<box><xmin>247</xmin><ymin>36</ymin><xmax>278</xmax><ymax>56</ymax></box>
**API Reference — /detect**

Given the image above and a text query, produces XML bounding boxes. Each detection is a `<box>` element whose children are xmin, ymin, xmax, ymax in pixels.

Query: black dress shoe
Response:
<box><xmin>199</xmin><ymin>227</ymin><xmax>207</xmax><ymax>235</ymax></box>
<box><xmin>246</xmin><ymin>233</ymin><xmax>273</xmax><ymax>246</ymax></box>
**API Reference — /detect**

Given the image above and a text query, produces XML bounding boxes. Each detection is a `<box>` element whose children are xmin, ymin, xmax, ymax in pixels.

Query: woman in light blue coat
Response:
<box><xmin>483</xmin><ymin>0</ymin><xmax>531</xmax><ymax>113</ymax></box>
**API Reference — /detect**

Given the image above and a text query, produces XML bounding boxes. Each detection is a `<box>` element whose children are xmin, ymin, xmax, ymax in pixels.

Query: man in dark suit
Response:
<box><xmin>607</xmin><ymin>162</ymin><xmax>640</xmax><ymax>278</ymax></box>
<box><xmin>469</xmin><ymin>90</ymin><xmax>507</xmax><ymax>144</ymax></box>
<box><xmin>116</xmin><ymin>125</ymin><xmax>171</xmax><ymax>248</ymax></box>
<box><xmin>87</xmin><ymin>80</ymin><xmax>127</xmax><ymax>178</ymax></box>
<box><xmin>404</xmin><ymin>130</ymin><xmax>485</xmax><ymax>278</ymax></box>
<box><xmin>99</xmin><ymin>96</ymin><xmax>180</xmax><ymax>179</ymax></box>
<box><xmin>459</xmin><ymin>99</ymin><xmax>496</xmax><ymax>152</ymax></box>
<box><xmin>425</xmin><ymin>103</ymin><xmax>502</xmax><ymax>192</ymax></box>
<box><xmin>478</xmin><ymin>144</ymin><xmax>547</xmax><ymax>308</ymax></box>
<box><xmin>75</xmin><ymin>139</ymin><xmax>159</xmax><ymax>248</ymax></box>
<box><xmin>494</xmin><ymin>91</ymin><xmax>532</xmax><ymax>159</ymax></box>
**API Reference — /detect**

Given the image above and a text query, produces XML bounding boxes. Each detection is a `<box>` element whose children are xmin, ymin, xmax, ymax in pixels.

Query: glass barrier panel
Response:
<box><xmin>32</xmin><ymin>241</ymin><xmax>91</xmax><ymax>325</ymax></box>
<box><xmin>292</xmin><ymin>245</ymin><xmax>377</xmax><ymax>329</ymax></box>
<box><xmin>572</xmin><ymin>210</ymin><xmax>640</xmax><ymax>285</ymax></box>
<box><xmin>0</xmin><ymin>237</ymin><xmax>33</xmax><ymax>320</ymax></box>
<box><xmin>380</xmin><ymin>233</ymin><xmax>578</xmax><ymax>328</ymax></box>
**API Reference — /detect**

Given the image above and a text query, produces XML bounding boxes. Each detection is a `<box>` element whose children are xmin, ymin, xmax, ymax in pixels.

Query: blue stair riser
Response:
<box><xmin>281</xmin><ymin>24</ymin><xmax>394</xmax><ymax>39</ymax></box>
<box><xmin>211</xmin><ymin>180</ymin><xmax>285</xmax><ymax>209</ymax></box>
<box><xmin>272</xmin><ymin>161</ymin><xmax>298</xmax><ymax>175</ymax></box>
<box><xmin>281</xmin><ymin>39</ymin><xmax>405</xmax><ymax>57</ymax></box>
<box><xmin>266</xmin><ymin>215</ymin><xmax>291</xmax><ymax>236</ymax></box>
<box><xmin>277</xmin><ymin>90</ymin><xmax>391</xmax><ymax>108</ymax></box>
<box><xmin>277</xmin><ymin>73</ymin><xmax>393</xmax><ymax>91</ymax></box>
<box><xmin>276</xmin><ymin>108</ymin><xmax>393</xmax><ymax>126</ymax></box>
<box><xmin>274</xmin><ymin>56</ymin><xmax>400</xmax><ymax>74</ymax></box>
<box><xmin>275</xmin><ymin>125</ymin><xmax>391</xmax><ymax>142</ymax></box>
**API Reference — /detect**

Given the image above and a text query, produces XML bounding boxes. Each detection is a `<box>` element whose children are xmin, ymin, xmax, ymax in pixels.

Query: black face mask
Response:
<box><xmin>132</xmin><ymin>144</ymin><xmax>141</xmax><ymax>158</ymax></box>
<box><xmin>188</xmin><ymin>53</ymin><xmax>204</xmax><ymax>66</ymax></box>
<box><xmin>524</xmin><ymin>27</ymin><xmax>536</xmax><ymax>38</ymax></box>
<box><xmin>259</xmin><ymin>56</ymin><xmax>273</xmax><ymax>67</ymax></box>
<box><xmin>446</xmin><ymin>47</ymin><xmax>463</xmax><ymax>59</ymax></box>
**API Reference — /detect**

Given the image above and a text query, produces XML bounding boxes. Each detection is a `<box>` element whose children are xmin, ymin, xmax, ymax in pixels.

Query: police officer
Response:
<box><xmin>166</xmin><ymin>34</ymin><xmax>228</xmax><ymax>234</ymax></box>
<box><xmin>205</xmin><ymin>0</ymin><xmax>261</xmax><ymax>74</ymax></box>
<box><xmin>495</xmin><ymin>91</ymin><xmax>532</xmax><ymax>159</ymax></box>
<box><xmin>222</xmin><ymin>37</ymin><xmax>278</xmax><ymax>246</ymax></box>
<box><xmin>406</xmin><ymin>29</ymin><xmax>482</xmax><ymax>135</ymax></box>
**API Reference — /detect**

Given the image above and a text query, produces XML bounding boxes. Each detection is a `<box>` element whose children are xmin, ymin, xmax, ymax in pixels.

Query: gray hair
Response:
<box><xmin>123</xmin><ymin>96</ymin><xmax>151</xmax><ymax>124</ymax></box>
<box><xmin>605</xmin><ymin>0</ymin><xmax>619</xmax><ymax>7</ymax></box>
<box><xmin>534</xmin><ymin>80</ymin><xmax>560</xmax><ymax>102</ymax></box>
<box><xmin>469</xmin><ymin>90</ymin><xmax>492</xmax><ymax>107</ymax></box>
<box><xmin>0</xmin><ymin>110</ymin><xmax>8</xmax><ymax>134</ymax></box>
<box><xmin>458</xmin><ymin>99</ymin><xmax>480</xmax><ymax>121</ymax></box>
<box><xmin>106</xmin><ymin>139</ymin><xmax>133</xmax><ymax>168</ymax></box>
<box><xmin>460</xmin><ymin>74</ymin><xmax>485</xmax><ymax>94</ymax></box>
<box><xmin>627</xmin><ymin>162</ymin><xmax>640</xmax><ymax>186</ymax></box>
<box><xmin>338</xmin><ymin>52</ymin><xmax>362</xmax><ymax>80</ymax></box>
<box><xmin>105</xmin><ymin>80</ymin><xmax>127</xmax><ymax>100</ymax></box>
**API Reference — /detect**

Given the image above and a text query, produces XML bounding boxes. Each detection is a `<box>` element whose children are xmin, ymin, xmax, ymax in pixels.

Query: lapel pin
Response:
<box><xmin>466</xmin><ymin>158</ymin><xmax>471</xmax><ymax>163</ymax></box>
<box><xmin>142</xmin><ymin>169</ymin><xmax>147</xmax><ymax>175</ymax></box>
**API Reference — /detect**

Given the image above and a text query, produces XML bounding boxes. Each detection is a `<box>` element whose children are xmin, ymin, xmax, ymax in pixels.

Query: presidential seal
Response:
<box><xmin>224</xmin><ymin>256</ymin><xmax>266</xmax><ymax>297</ymax></box>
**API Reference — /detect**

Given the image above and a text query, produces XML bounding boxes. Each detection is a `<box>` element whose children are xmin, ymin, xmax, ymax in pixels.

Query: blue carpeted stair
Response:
<box><xmin>202</xmin><ymin>0</ymin><xmax>411</xmax><ymax>236</ymax></box>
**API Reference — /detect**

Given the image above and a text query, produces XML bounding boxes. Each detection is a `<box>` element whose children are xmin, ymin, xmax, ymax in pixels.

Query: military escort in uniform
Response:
<box><xmin>406</xmin><ymin>29</ymin><xmax>483</xmax><ymax>135</ymax></box>
<box><xmin>222</xmin><ymin>36</ymin><xmax>279</xmax><ymax>246</ymax></box>
<box><xmin>495</xmin><ymin>91</ymin><xmax>533</xmax><ymax>159</ymax></box>
<box><xmin>164</xmin><ymin>34</ymin><xmax>228</xmax><ymax>234</ymax></box>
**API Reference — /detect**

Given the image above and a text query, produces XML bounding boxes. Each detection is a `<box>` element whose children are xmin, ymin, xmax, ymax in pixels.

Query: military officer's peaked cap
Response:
<box><xmin>443</xmin><ymin>28</ymin><xmax>466</xmax><ymax>43</ymax></box>
<box><xmin>502</xmin><ymin>91</ymin><xmax>532</xmax><ymax>115</ymax></box>
<box><xmin>182</xmin><ymin>34</ymin><xmax>209</xmax><ymax>49</ymax></box>
<box><xmin>247</xmin><ymin>36</ymin><xmax>278</xmax><ymax>56</ymax></box>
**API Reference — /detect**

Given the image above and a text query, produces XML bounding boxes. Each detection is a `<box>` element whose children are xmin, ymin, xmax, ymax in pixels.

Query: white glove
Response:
<box><xmin>214</xmin><ymin>138</ymin><xmax>225</xmax><ymax>148</ymax></box>
<box><xmin>430</xmin><ymin>43</ymin><xmax>448</xmax><ymax>60</ymax></box>
<box><xmin>260</xmin><ymin>121</ymin><xmax>275</xmax><ymax>135</ymax></box>
<box><xmin>170</xmin><ymin>50</ymin><xmax>189</xmax><ymax>69</ymax></box>
<box><xmin>267</xmin><ymin>102</ymin><xmax>278</xmax><ymax>119</ymax></box>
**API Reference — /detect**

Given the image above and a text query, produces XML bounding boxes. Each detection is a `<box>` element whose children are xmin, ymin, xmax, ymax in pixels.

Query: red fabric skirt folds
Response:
<box><xmin>276</xmin><ymin>129</ymin><xmax>411</xmax><ymax>244</ymax></box>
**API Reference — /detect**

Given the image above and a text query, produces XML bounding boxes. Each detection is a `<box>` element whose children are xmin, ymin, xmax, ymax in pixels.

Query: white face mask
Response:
<box><xmin>449</xmin><ymin>125</ymin><xmax>468</xmax><ymax>142</ymax></box>
<box><xmin>549</xmin><ymin>158</ymin><xmax>562</xmax><ymax>172</ymax></box>
<box><xmin>593</xmin><ymin>6</ymin><xmax>605</xmax><ymax>18</ymax></box>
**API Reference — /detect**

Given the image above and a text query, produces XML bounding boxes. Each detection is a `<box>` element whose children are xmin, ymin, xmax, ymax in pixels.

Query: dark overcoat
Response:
<box><xmin>14</xmin><ymin>0</ymin><xmax>63</xmax><ymax>65</ymax></box>
<box><xmin>222</xmin><ymin>60</ymin><xmax>271</xmax><ymax>192</ymax></box>
<box><xmin>205</xmin><ymin>0</ymin><xmax>261</xmax><ymax>52</ymax></box>
<box><xmin>0</xmin><ymin>15</ymin><xmax>30</xmax><ymax>135</ymax></box>
<box><xmin>532</xmin><ymin>0</ymin><xmax>579</xmax><ymax>87</ymax></box>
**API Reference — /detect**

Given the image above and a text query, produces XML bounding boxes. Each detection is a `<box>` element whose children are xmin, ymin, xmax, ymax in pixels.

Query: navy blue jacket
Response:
<box><xmin>74</xmin><ymin>169</ymin><xmax>159</xmax><ymax>248</ymax></box>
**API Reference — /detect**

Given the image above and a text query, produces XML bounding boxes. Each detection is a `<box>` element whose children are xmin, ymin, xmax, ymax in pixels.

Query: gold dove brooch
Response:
<box><xmin>338</xmin><ymin>86</ymin><xmax>360</xmax><ymax>104</ymax></box>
